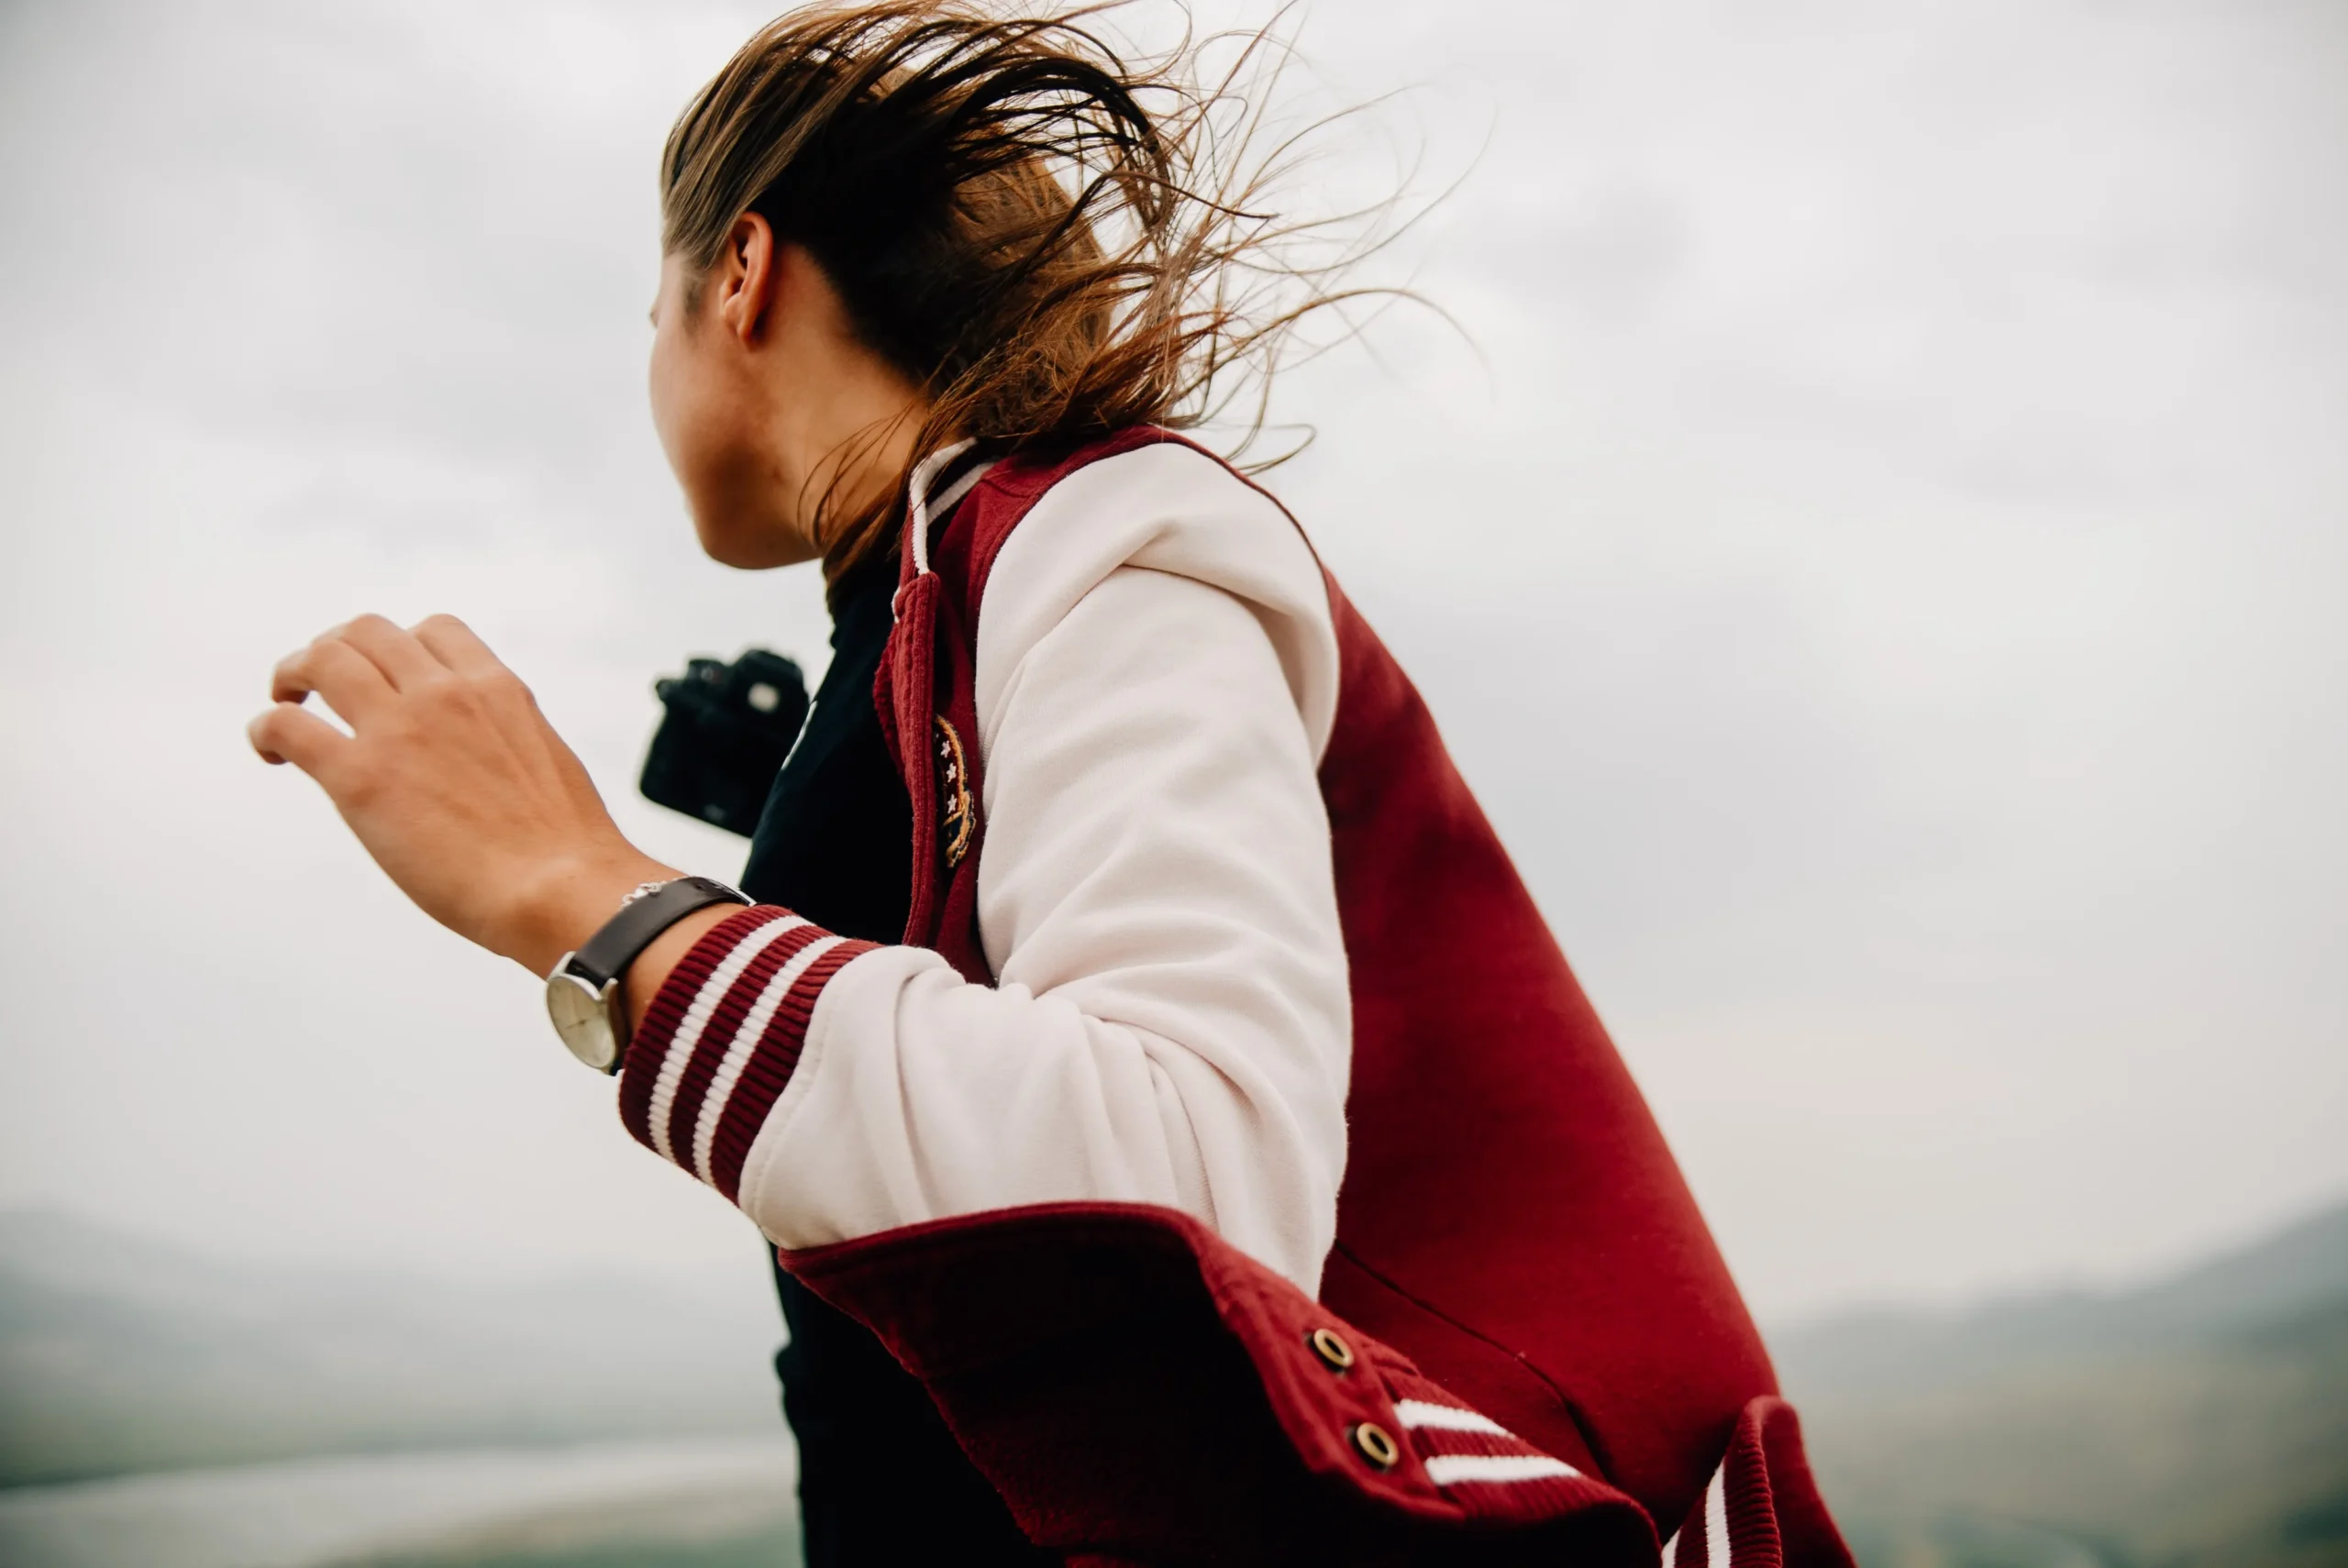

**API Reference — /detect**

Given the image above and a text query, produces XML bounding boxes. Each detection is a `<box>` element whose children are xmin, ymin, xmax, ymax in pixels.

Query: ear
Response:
<box><xmin>716</xmin><ymin>211</ymin><xmax>781</xmax><ymax>347</ymax></box>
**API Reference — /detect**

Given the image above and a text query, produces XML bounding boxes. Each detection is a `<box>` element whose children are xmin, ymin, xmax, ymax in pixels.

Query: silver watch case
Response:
<box><xmin>545</xmin><ymin>958</ymin><xmax>626</xmax><ymax>1074</ymax></box>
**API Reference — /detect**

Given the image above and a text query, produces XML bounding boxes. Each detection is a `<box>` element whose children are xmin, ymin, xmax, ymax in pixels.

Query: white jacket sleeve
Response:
<box><xmin>615</xmin><ymin>445</ymin><xmax>1350</xmax><ymax>1293</ymax></box>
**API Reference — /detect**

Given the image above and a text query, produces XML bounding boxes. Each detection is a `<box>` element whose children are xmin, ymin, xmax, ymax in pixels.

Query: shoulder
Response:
<box><xmin>972</xmin><ymin>438</ymin><xmax>1339</xmax><ymax>758</ymax></box>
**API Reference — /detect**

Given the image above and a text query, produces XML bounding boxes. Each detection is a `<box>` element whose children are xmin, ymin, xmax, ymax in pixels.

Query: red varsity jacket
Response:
<box><xmin>637</xmin><ymin>428</ymin><xmax>1855</xmax><ymax>1566</ymax></box>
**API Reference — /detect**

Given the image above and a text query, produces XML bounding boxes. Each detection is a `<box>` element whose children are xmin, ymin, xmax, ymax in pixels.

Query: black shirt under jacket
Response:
<box><xmin>738</xmin><ymin>548</ymin><xmax>1054</xmax><ymax>1566</ymax></box>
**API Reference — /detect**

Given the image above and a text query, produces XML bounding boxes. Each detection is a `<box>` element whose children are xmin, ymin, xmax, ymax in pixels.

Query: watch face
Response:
<box><xmin>545</xmin><ymin>969</ymin><xmax>621</xmax><ymax>1072</ymax></box>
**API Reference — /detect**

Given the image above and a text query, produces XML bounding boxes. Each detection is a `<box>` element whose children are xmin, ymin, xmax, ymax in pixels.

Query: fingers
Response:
<box><xmin>411</xmin><ymin>613</ymin><xmax>507</xmax><ymax>680</ymax></box>
<box><xmin>259</xmin><ymin>613</ymin><xmax>529</xmax><ymax>761</ymax></box>
<box><xmin>271</xmin><ymin>635</ymin><xmax>394</xmax><ymax>723</ymax></box>
<box><xmin>247</xmin><ymin>701</ymin><xmax>350</xmax><ymax>775</ymax></box>
<box><xmin>334</xmin><ymin>613</ymin><xmax>446</xmax><ymax>692</ymax></box>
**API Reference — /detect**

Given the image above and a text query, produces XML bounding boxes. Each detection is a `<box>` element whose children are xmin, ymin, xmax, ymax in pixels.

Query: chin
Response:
<box><xmin>690</xmin><ymin>504</ymin><xmax>815</xmax><ymax>571</ymax></box>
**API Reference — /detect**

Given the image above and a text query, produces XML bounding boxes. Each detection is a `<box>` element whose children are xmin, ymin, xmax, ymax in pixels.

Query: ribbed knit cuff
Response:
<box><xmin>616</xmin><ymin>905</ymin><xmax>878</xmax><ymax>1202</ymax></box>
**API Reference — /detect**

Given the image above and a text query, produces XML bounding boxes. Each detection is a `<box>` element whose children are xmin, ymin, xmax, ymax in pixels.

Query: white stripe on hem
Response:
<box><xmin>1393</xmin><ymin>1399</ymin><xmax>1514</xmax><ymax>1438</ymax></box>
<box><xmin>1704</xmin><ymin>1459</ymin><xmax>1731</xmax><ymax>1566</ymax></box>
<box><xmin>689</xmin><ymin>935</ymin><xmax>845</xmax><ymax>1180</ymax></box>
<box><xmin>646</xmin><ymin>916</ymin><xmax>805</xmax><ymax>1164</ymax></box>
<box><xmin>1423</xmin><ymin>1453</ymin><xmax>1579</xmax><ymax>1486</ymax></box>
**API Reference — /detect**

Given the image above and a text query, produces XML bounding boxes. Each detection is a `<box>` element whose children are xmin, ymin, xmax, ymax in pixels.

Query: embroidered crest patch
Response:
<box><xmin>934</xmin><ymin>713</ymin><xmax>974</xmax><ymax>868</ymax></box>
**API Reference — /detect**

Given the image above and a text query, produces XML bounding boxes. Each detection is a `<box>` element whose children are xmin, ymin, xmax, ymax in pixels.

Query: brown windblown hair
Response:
<box><xmin>659</xmin><ymin>1</ymin><xmax>1398</xmax><ymax>581</ymax></box>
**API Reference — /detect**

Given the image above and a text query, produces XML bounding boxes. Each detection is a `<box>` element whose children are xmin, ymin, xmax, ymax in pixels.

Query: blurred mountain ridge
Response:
<box><xmin>1773</xmin><ymin>1196</ymin><xmax>2348</xmax><ymax>1402</ymax></box>
<box><xmin>0</xmin><ymin>1209</ymin><xmax>781</xmax><ymax>1487</ymax></box>
<box><xmin>1773</xmin><ymin>1196</ymin><xmax>2348</xmax><ymax>1568</ymax></box>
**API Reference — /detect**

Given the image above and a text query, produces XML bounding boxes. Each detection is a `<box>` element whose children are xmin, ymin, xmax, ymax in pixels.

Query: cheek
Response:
<box><xmin>647</xmin><ymin>330</ymin><xmax>776</xmax><ymax>565</ymax></box>
<box><xmin>647</xmin><ymin>327</ymin><xmax>694</xmax><ymax>466</ymax></box>
<box><xmin>649</xmin><ymin>333</ymin><xmax>730</xmax><ymax>492</ymax></box>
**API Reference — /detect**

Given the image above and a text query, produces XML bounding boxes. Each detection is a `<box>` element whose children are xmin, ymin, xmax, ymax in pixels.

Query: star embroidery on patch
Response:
<box><xmin>934</xmin><ymin>713</ymin><xmax>975</xmax><ymax>868</ymax></box>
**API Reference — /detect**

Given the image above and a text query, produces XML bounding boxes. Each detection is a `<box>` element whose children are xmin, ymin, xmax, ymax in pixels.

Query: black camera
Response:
<box><xmin>639</xmin><ymin>648</ymin><xmax>811</xmax><ymax>837</ymax></box>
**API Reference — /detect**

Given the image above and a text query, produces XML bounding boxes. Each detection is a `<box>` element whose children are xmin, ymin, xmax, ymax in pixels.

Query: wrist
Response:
<box><xmin>505</xmin><ymin>850</ymin><xmax>678</xmax><ymax>976</ymax></box>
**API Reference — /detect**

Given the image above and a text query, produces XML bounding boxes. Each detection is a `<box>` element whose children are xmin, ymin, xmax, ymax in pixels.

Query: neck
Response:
<box><xmin>749</xmin><ymin>246</ymin><xmax>934</xmax><ymax>563</ymax></box>
<box><xmin>779</xmin><ymin>392</ymin><xmax>928</xmax><ymax>558</ymax></box>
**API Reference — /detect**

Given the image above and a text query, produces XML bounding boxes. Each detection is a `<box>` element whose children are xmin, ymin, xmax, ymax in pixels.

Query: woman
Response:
<box><xmin>249</xmin><ymin>6</ymin><xmax>1850</xmax><ymax>1564</ymax></box>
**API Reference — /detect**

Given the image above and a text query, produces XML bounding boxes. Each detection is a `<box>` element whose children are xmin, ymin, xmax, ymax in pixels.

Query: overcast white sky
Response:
<box><xmin>0</xmin><ymin>0</ymin><xmax>2341</xmax><ymax>1326</ymax></box>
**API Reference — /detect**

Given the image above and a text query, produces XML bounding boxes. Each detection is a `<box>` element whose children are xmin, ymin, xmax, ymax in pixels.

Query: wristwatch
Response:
<box><xmin>544</xmin><ymin>875</ymin><xmax>748</xmax><ymax>1073</ymax></box>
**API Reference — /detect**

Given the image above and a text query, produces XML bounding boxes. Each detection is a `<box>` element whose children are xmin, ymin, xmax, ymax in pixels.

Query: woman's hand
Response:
<box><xmin>248</xmin><ymin>613</ymin><xmax>677</xmax><ymax>976</ymax></box>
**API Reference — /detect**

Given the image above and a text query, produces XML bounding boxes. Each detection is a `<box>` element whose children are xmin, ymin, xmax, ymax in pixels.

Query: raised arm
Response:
<box><xmin>248</xmin><ymin>448</ymin><xmax>1353</xmax><ymax>1292</ymax></box>
<box><xmin>620</xmin><ymin>449</ymin><xmax>1353</xmax><ymax>1289</ymax></box>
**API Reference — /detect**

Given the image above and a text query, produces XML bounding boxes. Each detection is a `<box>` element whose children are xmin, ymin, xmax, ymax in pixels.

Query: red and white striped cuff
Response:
<box><xmin>616</xmin><ymin>905</ymin><xmax>878</xmax><ymax>1202</ymax></box>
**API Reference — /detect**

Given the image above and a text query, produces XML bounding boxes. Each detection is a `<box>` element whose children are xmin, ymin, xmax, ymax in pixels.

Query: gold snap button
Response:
<box><xmin>1308</xmin><ymin>1326</ymin><xmax>1356</xmax><ymax>1372</ymax></box>
<box><xmin>1350</xmin><ymin>1420</ymin><xmax>1401</xmax><ymax>1470</ymax></box>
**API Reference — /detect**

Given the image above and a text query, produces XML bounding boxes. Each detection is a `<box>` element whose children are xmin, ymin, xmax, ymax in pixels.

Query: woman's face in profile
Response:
<box><xmin>647</xmin><ymin>249</ymin><xmax>816</xmax><ymax>571</ymax></box>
